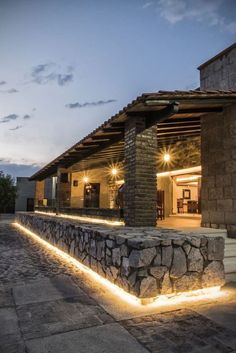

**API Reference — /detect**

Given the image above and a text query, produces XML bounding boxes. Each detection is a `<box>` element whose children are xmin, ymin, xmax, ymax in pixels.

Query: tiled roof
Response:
<box><xmin>30</xmin><ymin>90</ymin><xmax>236</xmax><ymax>180</ymax></box>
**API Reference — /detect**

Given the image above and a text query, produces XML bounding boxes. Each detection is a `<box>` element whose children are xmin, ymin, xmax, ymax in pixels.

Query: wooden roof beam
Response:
<box><xmin>157</xmin><ymin>128</ymin><xmax>201</xmax><ymax>136</ymax></box>
<box><xmin>157</xmin><ymin>124</ymin><xmax>200</xmax><ymax>131</ymax></box>
<box><xmin>102</xmin><ymin>127</ymin><xmax>124</xmax><ymax>133</ymax></box>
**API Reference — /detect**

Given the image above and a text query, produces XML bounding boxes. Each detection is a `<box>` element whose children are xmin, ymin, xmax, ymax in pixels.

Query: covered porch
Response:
<box><xmin>15</xmin><ymin>90</ymin><xmax>236</xmax><ymax>302</ymax></box>
<box><xmin>31</xmin><ymin>91</ymin><xmax>236</xmax><ymax>234</ymax></box>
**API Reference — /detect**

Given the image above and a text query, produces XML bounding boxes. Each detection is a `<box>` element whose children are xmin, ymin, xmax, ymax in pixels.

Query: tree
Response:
<box><xmin>0</xmin><ymin>171</ymin><xmax>16</xmax><ymax>213</ymax></box>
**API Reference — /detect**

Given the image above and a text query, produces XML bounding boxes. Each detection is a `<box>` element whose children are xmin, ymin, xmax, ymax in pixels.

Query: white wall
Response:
<box><xmin>15</xmin><ymin>177</ymin><xmax>36</xmax><ymax>211</ymax></box>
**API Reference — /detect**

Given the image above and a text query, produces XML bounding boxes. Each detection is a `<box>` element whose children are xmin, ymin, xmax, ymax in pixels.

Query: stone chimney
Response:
<box><xmin>198</xmin><ymin>43</ymin><xmax>236</xmax><ymax>90</ymax></box>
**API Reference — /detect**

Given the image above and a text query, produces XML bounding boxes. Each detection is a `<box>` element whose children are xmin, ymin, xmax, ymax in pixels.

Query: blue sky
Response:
<box><xmin>0</xmin><ymin>0</ymin><xmax>235</xmax><ymax>178</ymax></box>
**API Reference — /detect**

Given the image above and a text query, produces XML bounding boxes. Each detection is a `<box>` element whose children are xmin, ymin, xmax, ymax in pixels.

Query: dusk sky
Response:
<box><xmin>0</xmin><ymin>0</ymin><xmax>235</xmax><ymax>179</ymax></box>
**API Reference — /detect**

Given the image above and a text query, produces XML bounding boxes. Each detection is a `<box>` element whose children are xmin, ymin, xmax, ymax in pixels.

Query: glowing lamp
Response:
<box><xmin>163</xmin><ymin>153</ymin><xmax>171</xmax><ymax>162</ymax></box>
<box><xmin>83</xmin><ymin>176</ymin><xmax>89</xmax><ymax>183</ymax></box>
<box><xmin>111</xmin><ymin>168</ymin><xmax>117</xmax><ymax>176</ymax></box>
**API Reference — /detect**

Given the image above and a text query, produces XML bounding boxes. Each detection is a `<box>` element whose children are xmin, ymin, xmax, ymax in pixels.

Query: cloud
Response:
<box><xmin>9</xmin><ymin>125</ymin><xmax>23</xmax><ymax>131</ymax></box>
<box><xmin>0</xmin><ymin>114</ymin><xmax>18</xmax><ymax>124</ymax></box>
<box><xmin>0</xmin><ymin>88</ymin><xmax>19</xmax><ymax>94</ymax></box>
<box><xmin>0</xmin><ymin>81</ymin><xmax>6</xmax><ymax>85</ymax></box>
<box><xmin>66</xmin><ymin>99</ymin><xmax>116</xmax><ymax>109</ymax></box>
<box><xmin>156</xmin><ymin>0</ymin><xmax>236</xmax><ymax>33</ymax></box>
<box><xmin>30</xmin><ymin>63</ymin><xmax>74</xmax><ymax>86</ymax></box>
<box><xmin>32</xmin><ymin>63</ymin><xmax>49</xmax><ymax>75</ymax></box>
<box><xmin>142</xmin><ymin>1</ymin><xmax>153</xmax><ymax>9</ymax></box>
<box><xmin>0</xmin><ymin>160</ymin><xmax>40</xmax><ymax>178</ymax></box>
<box><xmin>7</xmin><ymin>88</ymin><xmax>18</xmax><ymax>93</ymax></box>
<box><xmin>57</xmin><ymin>74</ymin><xmax>73</xmax><ymax>86</ymax></box>
<box><xmin>23</xmin><ymin>114</ymin><xmax>31</xmax><ymax>120</ymax></box>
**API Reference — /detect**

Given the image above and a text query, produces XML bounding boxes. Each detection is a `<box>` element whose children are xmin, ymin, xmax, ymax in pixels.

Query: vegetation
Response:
<box><xmin>0</xmin><ymin>171</ymin><xmax>16</xmax><ymax>213</ymax></box>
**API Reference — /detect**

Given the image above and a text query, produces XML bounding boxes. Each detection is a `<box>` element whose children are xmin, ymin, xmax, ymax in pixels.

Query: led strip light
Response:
<box><xmin>34</xmin><ymin>210</ymin><xmax>124</xmax><ymax>226</ymax></box>
<box><xmin>14</xmin><ymin>222</ymin><xmax>224</xmax><ymax>307</ymax></box>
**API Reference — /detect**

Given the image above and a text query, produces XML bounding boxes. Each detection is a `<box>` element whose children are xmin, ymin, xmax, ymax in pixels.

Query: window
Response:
<box><xmin>73</xmin><ymin>180</ymin><xmax>78</xmax><ymax>187</ymax></box>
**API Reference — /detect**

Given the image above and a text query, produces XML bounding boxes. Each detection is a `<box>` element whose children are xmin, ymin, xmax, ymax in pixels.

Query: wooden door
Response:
<box><xmin>84</xmin><ymin>183</ymin><xmax>100</xmax><ymax>208</ymax></box>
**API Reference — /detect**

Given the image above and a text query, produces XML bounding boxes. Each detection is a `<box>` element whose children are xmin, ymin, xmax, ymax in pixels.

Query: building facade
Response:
<box><xmin>15</xmin><ymin>177</ymin><xmax>36</xmax><ymax>212</ymax></box>
<box><xmin>17</xmin><ymin>44</ymin><xmax>236</xmax><ymax>235</ymax></box>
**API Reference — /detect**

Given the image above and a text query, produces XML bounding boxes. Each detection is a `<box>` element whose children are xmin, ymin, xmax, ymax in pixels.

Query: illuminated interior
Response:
<box><xmin>157</xmin><ymin>166</ymin><xmax>202</xmax><ymax>218</ymax></box>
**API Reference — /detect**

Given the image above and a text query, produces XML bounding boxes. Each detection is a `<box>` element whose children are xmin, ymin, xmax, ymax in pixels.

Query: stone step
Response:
<box><xmin>224</xmin><ymin>258</ymin><xmax>236</xmax><ymax>274</ymax></box>
<box><xmin>225</xmin><ymin>247</ymin><xmax>236</xmax><ymax>257</ymax></box>
<box><xmin>224</xmin><ymin>237</ymin><xmax>236</xmax><ymax>244</ymax></box>
<box><xmin>225</xmin><ymin>272</ymin><xmax>236</xmax><ymax>282</ymax></box>
<box><xmin>225</xmin><ymin>251</ymin><xmax>236</xmax><ymax>258</ymax></box>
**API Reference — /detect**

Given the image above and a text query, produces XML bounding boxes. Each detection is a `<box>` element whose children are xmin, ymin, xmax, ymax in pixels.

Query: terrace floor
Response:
<box><xmin>1</xmin><ymin>214</ymin><xmax>236</xmax><ymax>353</ymax></box>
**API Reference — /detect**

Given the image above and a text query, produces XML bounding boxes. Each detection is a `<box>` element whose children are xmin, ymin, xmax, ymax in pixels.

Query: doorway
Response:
<box><xmin>173</xmin><ymin>173</ymin><xmax>201</xmax><ymax>215</ymax></box>
<box><xmin>27</xmin><ymin>198</ymin><xmax>34</xmax><ymax>212</ymax></box>
<box><xmin>84</xmin><ymin>183</ymin><xmax>100</xmax><ymax>208</ymax></box>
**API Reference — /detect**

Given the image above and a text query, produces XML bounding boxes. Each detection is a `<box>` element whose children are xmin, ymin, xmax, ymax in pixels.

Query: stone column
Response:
<box><xmin>201</xmin><ymin>104</ymin><xmax>236</xmax><ymax>237</ymax></box>
<box><xmin>56</xmin><ymin>168</ymin><xmax>72</xmax><ymax>214</ymax></box>
<box><xmin>124</xmin><ymin>116</ymin><xmax>157</xmax><ymax>227</ymax></box>
<box><xmin>108</xmin><ymin>180</ymin><xmax>118</xmax><ymax>209</ymax></box>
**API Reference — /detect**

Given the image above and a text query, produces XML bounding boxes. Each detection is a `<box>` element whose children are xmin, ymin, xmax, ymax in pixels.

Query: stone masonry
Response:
<box><xmin>16</xmin><ymin>212</ymin><xmax>225</xmax><ymax>300</ymax></box>
<box><xmin>201</xmin><ymin>104</ymin><xmax>236</xmax><ymax>237</ymax></box>
<box><xmin>199</xmin><ymin>43</ymin><xmax>236</xmax><ymax>90</ymax></box>
<box><xmin>124</xmin><ymin>116</ymin><xmax>157</xmax><ymax>227</ymax></box>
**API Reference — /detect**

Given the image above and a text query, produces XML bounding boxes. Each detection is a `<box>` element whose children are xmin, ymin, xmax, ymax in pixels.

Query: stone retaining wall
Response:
<box><xmin>16</xmin><ymin>212</ymin><xmax>225</xmax><ymax>300</ymax></box>
<box><xmin>35</xmin><ymin>206</ymin><xmax>123</xmax><ymax>221</ymax></box>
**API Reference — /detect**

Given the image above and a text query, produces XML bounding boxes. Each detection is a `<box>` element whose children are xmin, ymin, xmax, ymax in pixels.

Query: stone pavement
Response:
<box><xmin>1</xmin><ymin>215</ymin><xmax>236</xmax><ymax>353</ymax></box>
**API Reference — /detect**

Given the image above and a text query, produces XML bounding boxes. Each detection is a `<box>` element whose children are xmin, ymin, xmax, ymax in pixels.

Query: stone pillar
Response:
<box><xmin>108</xmin><ymin>180</ymin><xmax>118</xmax><ymax>209</ymax></box>
<box><xmin>124</xmin><ymin>116</ymin><xmax>157</xmax><ymax>227</ymax></box>
<box><xmin>201</xmin><ymin>104</ymin><xmax>236</xmax><ymax>237</ymax></box>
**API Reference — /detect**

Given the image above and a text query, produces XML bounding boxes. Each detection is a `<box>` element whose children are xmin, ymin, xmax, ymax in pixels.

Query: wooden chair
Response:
<box><xmin>177</xmin><ymin>198</ymin><xmax>184</xmax><ymax>213</ymax></box>
<box><xmin>187</xmin><ymin>200</ymin><xmax>198</xmax><ymax>213</ymax></box>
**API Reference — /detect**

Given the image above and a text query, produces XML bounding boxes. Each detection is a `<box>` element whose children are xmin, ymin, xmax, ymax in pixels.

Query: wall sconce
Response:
<box><xmin>83</xmin><ymin>176</ymin><xmax>89</xmax><ymax>184</ymax></box>
<box><xmin>111</xmin><ymin>168</ymin><xmax>118</xmax><ymax>176</ymax></box>
<box><xmin>163</xmin><ymin>153</ymin><xmax>171</xmax><ymax>162</ymax></box>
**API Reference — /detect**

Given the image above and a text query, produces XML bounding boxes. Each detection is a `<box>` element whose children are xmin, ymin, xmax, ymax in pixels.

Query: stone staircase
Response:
<box><xmin>198</xmin><ymin>229</ymin><xmax>236</xmax><ymax>283</ymax></box>
<box><xmin>224</xmin><ymin>236</ymin><xmax>236</xmax><ymax>282</ymax></box>
<box><xmin>159</xmin><ymin>218</ymin><xmax>236</xmax><ymax>283</ymax></box>
<box><xmin>197</xmin><ymin>228</ymin><xmax>236</xmax><ymax>283</ymax></box>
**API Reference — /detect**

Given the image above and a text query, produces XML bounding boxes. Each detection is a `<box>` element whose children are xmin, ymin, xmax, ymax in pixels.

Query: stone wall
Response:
<box><xmin>199</xmin><ymin>45</ymin><xmax>236</xmax><ymax>90</ymax></box>
<box><xmin>15</xmin><ymin>177</ymin><xmax>36</xmax><ymax>212</ymax></box>
<box><xmin>201</xmin><ymin>104</ymin><xmax>236</xmax><ymax>236</ymax></box>
<box><xmin>16</xmin><ymin>212</ymin><xmax>225</xmax><ymax>300</ymax></box>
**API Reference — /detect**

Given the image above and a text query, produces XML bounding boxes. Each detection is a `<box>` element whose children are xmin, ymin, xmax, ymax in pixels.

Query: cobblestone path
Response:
<box><xmin>1</xmin><ymin>216</ymin><xmax>236</xmax><ymax>353</ymax></box>
<box><xmin>0</xmin><ymin>216</ymin><xmax>75</xmax><ymax>286</ymax></box>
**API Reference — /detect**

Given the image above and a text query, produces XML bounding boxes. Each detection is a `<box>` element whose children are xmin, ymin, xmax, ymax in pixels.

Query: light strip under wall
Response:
<box><xmin>13</xmin><ymin>222</ymin><xmax>224</xmax><ymax>308</ymax></box>
<box><xmin>35</xmin><ymin>210</ymin><xmax>124</xmax><ymax>226</ymax></box>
